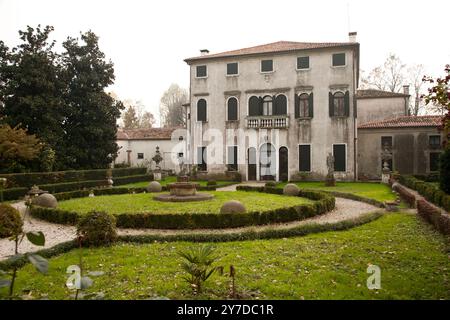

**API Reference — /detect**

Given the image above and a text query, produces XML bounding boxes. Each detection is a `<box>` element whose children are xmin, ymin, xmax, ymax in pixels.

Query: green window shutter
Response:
<box><xmin>294</xmin><ymin>94</ymin><xmax>299</xmax><ymax>118</ymax></box>
<box><xmin>272</xmin><ymin>95</ymin><xmax>278</xmax><ymax>115</ymax></box>
<box><xmin>308</xmin><ymin>93</ymin><xmax>314</xmax><ymax>118</ymax></box>
<box><xmin>344</xmin><ymin>91</ymin><xmax>350</xmax><ymax>116</ymax></box>
<box><xmin>329</xmin><ymin>92</ymin><xmax>334</xmax><ymax>117</ymax></box>
<box><xmin>258</xmin><ymin>96</ymin><xmax>264</xmax><ymax>116</ymax></box>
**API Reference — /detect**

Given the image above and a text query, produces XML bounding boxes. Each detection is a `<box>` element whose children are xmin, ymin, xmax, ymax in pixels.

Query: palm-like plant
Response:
<box><xmin>178</xmin><ymin>245</ymin><xmax>220</xmax><ymax>295</ymax></box>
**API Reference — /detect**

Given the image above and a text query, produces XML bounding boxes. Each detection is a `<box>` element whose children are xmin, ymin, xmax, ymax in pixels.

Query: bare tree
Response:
<box><xmin>407</xmin><ymin>64</ymin><xmax>426</xmax><ymax>115</ymax></box>
<box><xmin>120</xmin><ymin>99</ymin><xmax>155</xmax><ymax>129</ymax></box>
<box><xmin>361</xmin><ymin>53</ymin><xmax>406</xmax><ymax>92</ymax></box>
<box><xmin>159</xmin><ymin>83</ymin><xmax>188</xmax><ymax>127</ymax></box>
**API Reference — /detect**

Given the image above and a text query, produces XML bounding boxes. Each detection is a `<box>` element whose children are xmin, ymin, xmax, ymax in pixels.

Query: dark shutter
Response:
<box><xmin>197</xmin><ymin>99</ymin><xmax>207</xmax><ymax>121</ymax></box>
<box><xmin>274</xmin><ymin>95</ymin><xmax>287</xmax><ymax>115</ymax></box>
<box><xmin>196</xmin><ymin>65</ymin><xmax>207</xmax><ymax>77</ymax></box>
<box><xmin>329</xmin><ymin>92</ymin><xmax>334</xmax><ymax>117</ymax></box>
<box><xmin>258</xmin><ymin>96</ymin><xmax>264</xmax><ymax>115</ymax></box>
<box><xmin>344</xmin><ymin>91</ymin><xmax>350</xmax><ymax>116</ymax></box>
<box><xmin>249</xmin><ymin>96</ymin><xmax>259</xmax><ymax>116</ymax></box>
<box><xmin>333</xmin><ymin>144</ymin><xmax>346</xmax><ymax>172</ymax></box>
<box><xmin>308</xmin><ymin>93</ymin><xmax>314</xmax><ymax>118</ymax></box>
<box><xmin>294</xmin><ymin>94</ymin><xmax>299</xmax><ymax>118</ymax></box>
<box><xmin>197</xmin><ymin>147</ymin><xmax>207</xmax><ymax>171</ymax></box>
<box><xmin>227</xmin><ymin>98</ymin><xmax>238</xmax><ymax>120</ymax></box>
<box><xmin>227</xmin><ymin>63</ymin><xmax>238</xmax><ymax>75</ymax></box>
<box><xmin>299</xmin><ymin>145</ymin><xmax>311</xmax><ymax>172</ymax></box>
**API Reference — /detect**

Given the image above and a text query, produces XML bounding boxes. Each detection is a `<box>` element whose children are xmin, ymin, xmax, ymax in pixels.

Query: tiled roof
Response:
<box><xmin>185</xmin><ymin>41</ymin><xmax>358</xmax><ymax>63</ymax></box>
<box><xmin>358</xmin><ymin>116</ymin><xmax>443</xmax><ymax>129</ymax></box>
<box><xmin>117</xmin><ymin>127</ymin><xmax>180</xmax><ymax>140</ymax></box>
<box><xmin>356</xmin><ymin>89</ymin><xmax>409</xmax><ymax>99</ymax></box>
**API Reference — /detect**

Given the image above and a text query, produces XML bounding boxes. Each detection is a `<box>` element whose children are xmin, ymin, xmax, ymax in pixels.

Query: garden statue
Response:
<box><xmin>381</xmin><ymin>142</ymin><xmax>393</xmax><ymax>184</ymax></box>
<box><xmin>152</xmin><ymin>146</ymin><xmax>163</xmax><ymax>181</ymax></box>
<box><xmin>106</xmin><ymin>168</ymin><xmax>114</xmax><ymax>188</ymax></box>
<box><xmin>325</xmin><ymin>153</ymin><xmax>336</xmax><ymax>186</ymax></box>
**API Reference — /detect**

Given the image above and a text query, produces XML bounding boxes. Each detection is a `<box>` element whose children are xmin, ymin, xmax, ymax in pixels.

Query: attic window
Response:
<box><xmin>261</xmin><ymin>60</ymin><xmax>273</xmax><ymax>73</ymax></box>
<box><xmin>137</xmin><ymin>153</ymin><xmax>144</xmax><ymax>159</ymax></box>
<box><xmin>332</xmin><ymin>53</ymin><xmax>346</xmax><ymax>66</ymax></box>
<box><xmin>179</xmin><ymin>136</ymin><xmax>184</xmax><ymax>141</ymax></box>
<box><xmin>297</xmin><ymin>56</ymin><xmax>309</xmax><ymax>69</ymax></box>
<box><xmin>227</xmin><ymin>63</ymin><xmax>238</xmax><ymax>75</ymax></box>
<box><xmin>196</xmin><ymin>65</ymin><xmax>207</xmax><ymax>78</ymax></box>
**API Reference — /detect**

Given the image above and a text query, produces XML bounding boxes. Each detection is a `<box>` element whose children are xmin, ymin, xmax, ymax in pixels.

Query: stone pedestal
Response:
<box><xmin>381</xmin><ymin>173</ymin><xmax>390</xmax><ymax>184</ymax></box>
<box><xmin>154</xmin><ymin>170</ymin><xmax>162</xmax><ymax>181</ymax></box>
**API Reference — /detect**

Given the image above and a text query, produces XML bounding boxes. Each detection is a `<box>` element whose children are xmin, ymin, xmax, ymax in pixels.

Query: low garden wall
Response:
<box><xmin>30</xmin><ymin>188</ymin><xmax>335</xmax><ymax>230</ymax></box>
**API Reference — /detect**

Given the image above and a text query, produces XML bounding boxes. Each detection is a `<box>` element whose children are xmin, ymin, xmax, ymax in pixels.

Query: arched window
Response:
<box><xmin>197</xmin><ymin>99</ymin><xmax>207</xmax><ymax>121</ymax></box>
<box><xmin>262</xmin><ymin>96</ymin><xmax>273</xmax><ymax>116</ymax></box>
<box><xmin>227</xmin><ymin>97</ymin><xmax>238</xmax><ymax>121</ymax></box>
<box><xmin>248</xmin><ymin>96</ymin><xmax>261</xmax><ymax>116</ymax></box>
<box><xmin>273</xmin><ymin>94</ymin><xmax>287</xmax><ymax>115</ymax></box>
<box><xmin>333</xmin><ymin>92</ymin><xmax>345</xmax><ymax>116</ymax></box>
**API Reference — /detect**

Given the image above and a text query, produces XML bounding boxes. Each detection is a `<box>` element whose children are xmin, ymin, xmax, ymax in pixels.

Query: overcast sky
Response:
<box><xmin>1</xmin><ymin>0</ymin><xmax>449</xmax><ymax>125</ymax></box>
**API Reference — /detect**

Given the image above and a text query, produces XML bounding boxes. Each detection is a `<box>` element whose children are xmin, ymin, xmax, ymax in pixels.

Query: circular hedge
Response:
<box><xmin>30</xmin><ymin>187</ymin><xmax>335</xmax><ymax>230</ymax></box>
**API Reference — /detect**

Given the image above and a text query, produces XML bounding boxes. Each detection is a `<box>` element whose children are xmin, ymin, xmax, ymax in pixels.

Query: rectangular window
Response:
<box><xmin>297</xmin><ymin>56</ymin><xmax>309</xmax><ymax>69</ymax></box>
<box><xmin>332</xmin><ymin>53</ymin><xmax>346</xmax><ymax>66</ymax></box>
<box><xmin>197</xmin><ymin>147</ymin><xmax>207</xmax><ymax>171</ymax></box>
<box><xmin>178</xmin><ymin>152</ymin><xmax>184</xmax><ymax>158</ymax></box>
<box><xmin>137</xmin><ymin>153</ymin><xmax>144</xmax><ymax>159</ymax></box>
<box><xmin>429</xmin><ymin>135</ymin><xmax>441</xmax><ymax>148</ymax></box>
<box><xmin>261</xmin><ymin>60</ymin><xmax>273</xmax><ymax>72</ymax></box>
<box><xmin>333</xmin><ymin>144</ymin><xmax>346</xmax><ymax>172</ymax></box>
<box><xmin>227</xmin><ymin>146</ymin><xmax>238</xmax><ymax>171</ymax></box>
<box><xmin>227</xmin><ymin>62</ymin><xmax>238</xmax><ymax>75</ymax></box>
<box><xmin>299</xmin><ymin>145</ymin><xmax>311</xmax><ymax>172</ymax></box>
<box><xmin>430</xmin><ymin>152</ymin><xmax>440</xmax><ymax>172</ymax></box>
<box><xmin>196</xmin><ymin>65</ymin><xmax>207</xmax><ymax>78</ymax></box>
<box><xmin>381</xmin><ymin>136</ymin><xmax>393</xmax><ymax>148</ymax></box>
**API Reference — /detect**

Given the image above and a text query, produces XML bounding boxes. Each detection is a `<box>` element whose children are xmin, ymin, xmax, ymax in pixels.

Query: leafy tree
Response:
<box><xmin>140</xmin><ymin>111</ymin><xmax>155</xmax><ymax>128</ymax></box>
<box><xmin>422</xmin><ymin>65</ymin><xmax>450</xmax><ymax>193</ymax></box>
<box><xmin>122</xmin><ymin>104</ymin><xmax>139</xmax><ymax>129</ymax></box>
<box><xmin>0</xmin><ymin>26</ymin><xmax>65</xmax><ymax>166</ymax></box>
<box><xmin>0</xmin><ymin>124</ymin><xmax>42</xmax><ymax>173</ymax></box>
<box><xmin>61</xmin><ymin>31</ymin><xmax>123</xmax><ymax>169</ymax></box>
<box><xmin>159</xmin><ymin>83</ymin><xmax>188</xmax><ymax>127</ymax></box>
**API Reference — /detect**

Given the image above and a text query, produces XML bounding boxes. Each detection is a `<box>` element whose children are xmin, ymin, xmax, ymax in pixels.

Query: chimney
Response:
<box><xmin>348</xmin><ymin>32</ymin><xmax>357</xmax><ymax>43</ymax></box>
<box><xmin>200</xmin><ymin>49</ymin><xmax>209</xmax><ymax>56</ymax></box>
<box><xmin>403</xmin><ymin>85</ymin><xmax>410</xmax><ymax>95</ymax></box>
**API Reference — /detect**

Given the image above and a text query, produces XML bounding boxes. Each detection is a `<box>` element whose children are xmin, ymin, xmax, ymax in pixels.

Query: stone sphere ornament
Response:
<box><xmin>146</xmin><ymin>181</ymin><xmax>162</xmax><ymax>193</ymax></box>
<box><xmin>220</xmin><ymin>200</ymin><xmax>246</xmax><ymax>214</ymax></box>
<box><xmin>32</xmin><ymin>193</ymin><xmax>58</xmax><ymax>208</ymax></box>
<box><xmin>283</xmin><ymin>183</ymin><xmax>300</xmax><ymax>196</ymax></box>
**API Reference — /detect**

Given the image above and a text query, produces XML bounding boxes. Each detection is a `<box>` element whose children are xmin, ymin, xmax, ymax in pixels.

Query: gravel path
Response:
<box><xmin>0</xmin><ymin>190</ymin><xmax>381</xmax><ymax>260</ymax></box>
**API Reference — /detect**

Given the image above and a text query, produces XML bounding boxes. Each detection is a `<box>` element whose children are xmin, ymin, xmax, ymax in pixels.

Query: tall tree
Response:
<box><xmin>140</xmin><ymin>111</ymin><xmax>155</xmax><ymax>128</ymax></box>
<box><xmin>159</xmin><ymin>83</ymin><xmax>188</xmax><ymax>127</ymax></box>
<box><xmin>122</xmin><ymin>104</ymin><xmax>140</xmax><ymax>129</ymax></box>
<box><xmin>361</xmin><ymin>53</ymin><xmax>406</xmax><ymax>93</ymax></box>
<box><xmin>120</xmin><ymin>99</ymin><xmax>155</xmax><ymax>129</ymax></box>
<box><xmin>61</xmin><ymin>31</ymin><xmax>123</xmax><ymax>169</ymax></box>
<box><xmin>0</xmin><ymin>25</ymin><xmax>64</xmax><ymax>166</ymax></box>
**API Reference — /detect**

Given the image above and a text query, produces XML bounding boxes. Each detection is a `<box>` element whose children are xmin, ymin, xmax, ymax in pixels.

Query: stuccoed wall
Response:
<box><xmin>357</xmin><ymin>96</ymin><xmax>407</xmax><ymax>125</ymax></box>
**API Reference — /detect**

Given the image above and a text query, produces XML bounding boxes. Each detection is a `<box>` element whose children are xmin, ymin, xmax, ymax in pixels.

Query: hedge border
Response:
<box><xmin>30</xmin><ymin>188</ymin><xmax>335</xmax><ymax>230</ymax></box>
<box><xmin>0</xmin><ymin>211</ymin><xmax>382</xmax><ymax>271</ymax></box>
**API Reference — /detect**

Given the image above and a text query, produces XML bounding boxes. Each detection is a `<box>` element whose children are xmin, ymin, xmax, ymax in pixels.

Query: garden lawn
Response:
<box><xmin>3</xmin><ymin>212</ymin><xmax>449</xmax><ymax>300</ymax></box>
<box><xmin>57</xmin><ymin>191</ymin><xmax>313</xmax><ymax>215</ymax></box>
<box><xmin>277</xmin><ymin>182</ymin><xmax>396</xmax><ymax>202</ymax></box>
<box><xmin>115</xmin><ymin>177</ymin><xmax>236</xmax><ymax>189</ymax></box>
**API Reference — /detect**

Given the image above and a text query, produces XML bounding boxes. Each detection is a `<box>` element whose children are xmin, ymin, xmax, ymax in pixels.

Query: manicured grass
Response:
<box><xmin>115</xmin><ymin>177</ymin><xmax>236</xmax><ymax>189</ymax></box>
<box><xmin>277</xmin><ymin>182</ymin><xmax>396</xmax><ymax>202</ymax></box>
<box><xmin>57</xmin><ymin>191</ymin><xmax>313</xmax><ymax>215</ymax></box>
<box><xmin>3</xmin><ymin>212</ymin><xmax>449</xmax><ymax>300</ymax></box>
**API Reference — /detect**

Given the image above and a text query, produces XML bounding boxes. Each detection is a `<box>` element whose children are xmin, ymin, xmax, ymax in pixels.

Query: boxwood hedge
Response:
<box><xmin>30</xmin><ymin>188</ymin><xmax>335</xmax><ymax>230</ymax></box>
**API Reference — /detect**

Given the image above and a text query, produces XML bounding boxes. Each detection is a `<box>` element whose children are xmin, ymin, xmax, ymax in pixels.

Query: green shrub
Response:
<box><xmin>76</xmin><ymin>211</ymin><xmax>118</xmax><ymax>246</ymax></box>
<box><xmin>265</xmin><ymin>181</ymin><xmax>276</xmax><ymax>188</ymax></box>
<box><xmin>2</xmin><ymin>187</ymin><xmax>28</xmax><ymax>201</ymax></box>
<box><xmin>206</xmin><ymin>180</ymin><xmax>217</xmax><ymax>186</ymax></box>
<box><xmin>0</xmin><ymin>203</ymin><xmax>23</xmax><ymax>238</ymax></box>
<box><xmin>112</xmin><ymin>174</ymin><xmax>152</xmax><ymax>186</ymax></box>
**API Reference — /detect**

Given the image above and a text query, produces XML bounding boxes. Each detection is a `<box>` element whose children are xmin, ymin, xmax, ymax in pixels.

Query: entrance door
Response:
<box><xmin>247</xmin><ymin>147</ymin><xmax>257</xmax><ymax>181</ymax></box>
<box><xmin>259</xmin><ymin>143</ymin><xmax>276</xmax><ymax>180</ymax></box>
<box><xmin>279</xmin><ymin>147</ymin><xmax>288</xmax><ymax>181</ymax></box>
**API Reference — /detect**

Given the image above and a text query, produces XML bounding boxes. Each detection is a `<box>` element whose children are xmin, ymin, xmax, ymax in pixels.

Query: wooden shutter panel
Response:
<box><xmin>308</xmin><ymin>93</ymin><xmax>314</xmax><ymax>118</ymax></box>
<box><xmin>258</xmin><ymin>96</ymin><xmax>264</xmax><ymax>116</ymax></box>
<box><xmin>329</xmin><ymin>92</ymin><xmax>334</xmax><ymax>117</ymax></box>
<box><xmin>294</xmin><ymin>94</ymin><xmax>299</xmax><ymax>118</ymax></box>
<box><xmin>344</xmin><ymin>91</ymin><xmax>350</xmax><ymax>116</ymax></box>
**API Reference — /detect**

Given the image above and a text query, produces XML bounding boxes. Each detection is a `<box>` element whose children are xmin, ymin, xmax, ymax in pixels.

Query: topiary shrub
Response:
<box><xmin>0</xmin><ymin>203</ymin><xmax>23</xmax><ymax>238</ymax></box>
<box><xmin>439</xmin><ymin>148</ymin><xmax>450</xmax><ymax>194</ymax></box>
<box><xmin>76</xmin><ymin>211</ymin><xmax>117</xmax><ymax>246</ymax></box>
<box><xmin>220</xmin><ymin>200</ymin><xmax>246</xmax><ymax>214</ymax></box>
<box><xmin>265</xmin><ymin>181</ymin><xmax>276</xmax><ymax>188</ymax></box>
<box><xmin>283</xmin><ymin>183</ymin><xmax>300</xmax><ymax>196</ymax></box>
<box><xmin>207</xmin><ymin>180</ymin><xmax>217</xmax><ymax>186</ymax></box>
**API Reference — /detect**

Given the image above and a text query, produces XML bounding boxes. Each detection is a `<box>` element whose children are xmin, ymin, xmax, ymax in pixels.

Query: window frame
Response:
<box><xmin>260</xmin><ymin>59</ymin><xmax>274</xmax><ymax>73</ymax></box>
<box><xmin>332</xmin><ymin>53</ymin><xmax>346</xmax><ymax>67</ymax></box>
<box><xmin>137</xmin><ymin>153</ymin><xmax>144</xmax><ymax>160</ymax></box>
<box><xmin>298</xmin><ymin>93</ymin><xmax>310</xmax><ymax>118</ymax></box>
<box><xmin>298</xmin><ymin>144</ymin><xmax>312</xmax><ymax>172</ymax></box>
<box><xmin>197</xmin><ymin>146</ymin><xmax>207</xmax><ymax>171</ymax></box>
<box><xmin>332</xmin><ymin>143</ymin><xmax>347</xmax><ymax>172</ymax></box>
<box><xmin>196</xmin><ymin>98</ymin><xmax>208</xmax><ymax>122</ymax></box>
<box><xmin>262</xmin><ymin>95</ymin><xmax>273</xmax><ymax>115</ymax></box>
<box><xmin>333</xmin><ymin>91</ymin><xmax>346</xmax><ymax>117</ymax></box>
<box><xmin>226</xmin><ymin>62</ymin><xmax>239</xmax><ymax>76</ymax></box>
<box><xmin>226</xmin><ymin>96</ymin><xmax>239</xmax><ymax>121</ymax></box>
<box><xmin>226</xmin><ymin>145</ymin><xmax>238</xmax><ymax>171</ymax></box>
<box><xmin>296</xmin><ymin>56</ymin><xmax>310</xmax><ymax>70</ymax></box>
<box><xmin>195</xmin><ymin>65</ymin><xmax>208</xmax><ymax>78</ymax></box>
<box><xmin>429</xmin><ymin>152</ymin><xmax>440</xmax><ymax>172</ymax></box>
<box><xmin>429</xmin><ymin>135</ymin><xmax>441</xmax><ymax>149</ymax></box>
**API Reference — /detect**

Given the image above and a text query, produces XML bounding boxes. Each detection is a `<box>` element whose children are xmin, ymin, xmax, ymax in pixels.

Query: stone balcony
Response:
<box><xmin>245</xmin><ymin>115</ymin><xmax>289</xmax><ymax>129</ymax></box>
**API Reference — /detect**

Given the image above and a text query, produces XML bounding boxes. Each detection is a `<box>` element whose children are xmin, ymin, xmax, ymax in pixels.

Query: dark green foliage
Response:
<box><xmin>30</xmin><ymin>188</ymin><xmax>335</xmax><ymax>229</ymax></box>
<box><xmin>264</xmin><ymin>181</ymin><xmax>276</xmax><ymax>188</ymax></box>
<box><xmin>76</xmin><ymin>211</ymin><xmax>117</xmax><ymax>246</ymax></box>
<box><xmin>2</xmin><ymin>187</ymin><xmax>28</xmax><ymax>201</ymax></box>
<box><xmin>439</xmin><ymin>148</ymin><xmax>450</xmax><ymax>193</ymax></box>
<box><xmin>0</xmin><ymin>204</ymin><xmax>23</xmax><ymax>238</ymax></box>
<box><xmin>206</xmin><ymin>180</ymin><xmax>217</xmax><ymax>186</ymax></box>
<box><xmin>0</xmin><ymin>167</ymin><xmax>146</xmax><ymax>188</ymax></box>
<box><xmin>112</xmin><ymin>174</ymin><xmax>151</xmax><ymax>186</ymax></box>
<box><xmin>398</xmin><ymin>175</ymin><xmax>450</xmax><ymax>211</ymax></box>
